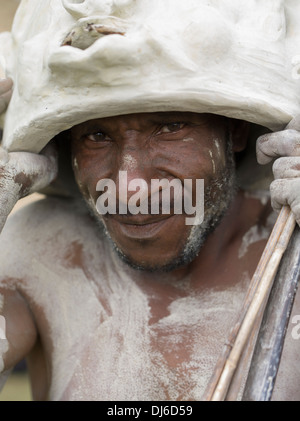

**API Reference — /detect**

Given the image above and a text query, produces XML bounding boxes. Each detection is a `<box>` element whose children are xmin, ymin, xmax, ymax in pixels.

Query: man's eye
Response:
<box><xmin>86</xmin><ymin>132</ymin><xmax>110</xmax><ymax>143</ymax></box>
<box><xmin>159</xmin><ymin>123</ymin><xmax>185</xmax><ymax>134</ymax></box>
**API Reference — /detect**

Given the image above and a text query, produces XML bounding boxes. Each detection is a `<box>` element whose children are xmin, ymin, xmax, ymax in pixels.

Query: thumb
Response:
<box><xmin>8</xmin><ymin>142</ymin><xmax>58</xmax><ymax>195</ymax></box>
<box><xmin>28</xmin><ymin>142</ymin><xmax>58</xmax><ymax>193</ymax></box>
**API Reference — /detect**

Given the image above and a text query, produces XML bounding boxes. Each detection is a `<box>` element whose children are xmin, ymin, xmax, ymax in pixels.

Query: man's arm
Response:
<box><xmin>0</xmin><ymin>287</ymin><xmax>37</xmax><ymax>391</ymax></box>
<box><xmin>0</xmin><ymin>78</ymin><xmax>58</xmax><ymax>390</ymax></box>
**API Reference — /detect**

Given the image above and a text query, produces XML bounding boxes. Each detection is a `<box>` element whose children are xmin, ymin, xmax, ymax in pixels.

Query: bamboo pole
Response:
<box><xmin>203</xmin><ymin>118</ymin><xmax>300</xmax><ymax>401</ymax></box>
<box><xmin>242</xmin><ymin>225</ymin><xmax>300</xmax><ymax>401</ymax></box>
<box><xmin>225</xmin><ymin>305</ymin><xmax>264</xmax><ymax>401</ymax></box>
<box><xmin>202</xmin><ymin>206</ymin><xmax>292</xmax><ymax>400</ymax></box>
<box><xmin>204</xmin><ymin>206</ymin><xmax>295</xmax><ymax>401</ymax></box>
<box><xmin>210</xmin><ymin>209</ymin><xmax>296</xmax><ymax>401</ymax></box>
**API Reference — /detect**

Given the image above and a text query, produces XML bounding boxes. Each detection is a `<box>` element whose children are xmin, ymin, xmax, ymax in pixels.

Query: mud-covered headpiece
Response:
<box><xmin>0</xmin><ymin>0</ymin><xmax>300</xmax><ymax>153</ymax></box>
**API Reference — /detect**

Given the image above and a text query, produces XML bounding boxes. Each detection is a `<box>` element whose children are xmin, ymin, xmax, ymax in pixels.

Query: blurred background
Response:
<box><xmin>0</xmin><ymin>0</ymin><xmax>19</xmax><ymax>32</ymax></box>
<box><xmin>0</xmin><ymin>0</ymin><xmax>37</xmax><ymax>401</ymax></box>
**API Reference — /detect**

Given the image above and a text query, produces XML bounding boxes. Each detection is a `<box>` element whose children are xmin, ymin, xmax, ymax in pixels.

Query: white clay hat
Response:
<box><xmin>0</xmin><ymin>0</ymin><xmax>300</xmax><ymax>154</ymax></box>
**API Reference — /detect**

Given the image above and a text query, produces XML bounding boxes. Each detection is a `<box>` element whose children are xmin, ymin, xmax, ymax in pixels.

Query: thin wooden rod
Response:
<box><xmin>210</xmin><ymin>210</ymin><xmax>296</xmax><ymax>401</ymax></box>
<box><xmin>224</xmin><ymin>304</ymin><xmax>264</xmax><ymax>401</ymax></box>
<box><xmin>242</xmin><ymin>226</ymin><xmax>300</xmax><ymax>401</ymax></box>
<box><xmin>202</xmin><ymin>206</ymin><xmax>291</xmax><ymax>400</ymax></box>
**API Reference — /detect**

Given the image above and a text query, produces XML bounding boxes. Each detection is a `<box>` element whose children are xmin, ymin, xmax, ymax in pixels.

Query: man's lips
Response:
<box><xmin>105</xmin><ymin>213</ymin><xmax>173</xmax><ymax>225</ymax></box>
<box><xmin>104</xmin><ymin>213</ymin><xmax>177</xmax><ymax>239</ymax></box>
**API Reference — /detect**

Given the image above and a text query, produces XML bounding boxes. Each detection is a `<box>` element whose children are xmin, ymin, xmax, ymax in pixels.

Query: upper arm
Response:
<box><xmin>0</xmin><ymin>206</ymin><xmax>40</xmax><ymax>377</ymax></box>
<box><xmin>0</xmin><ymin>286</ymin><xmax>37</xmax><ymax>375</ymax></box>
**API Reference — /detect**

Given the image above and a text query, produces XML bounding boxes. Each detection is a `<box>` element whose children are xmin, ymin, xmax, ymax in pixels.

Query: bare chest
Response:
<box><xmin>24</xmin><ymin>254</ymin><xmax>300</xmax><ymax>401</ymax></box>
<box><xmin>25</xmin><ymin>260</ymin><xmax>251</xmax><ymax>400</ymax></box>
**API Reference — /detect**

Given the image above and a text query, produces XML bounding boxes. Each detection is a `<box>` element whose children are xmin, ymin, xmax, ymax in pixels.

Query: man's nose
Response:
<box><xmin>116</xmin><ymin>148</ymin><xmax>152</xmax><ymax>205</ymax></box>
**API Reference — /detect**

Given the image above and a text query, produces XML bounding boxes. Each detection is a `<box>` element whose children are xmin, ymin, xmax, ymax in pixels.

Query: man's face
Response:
<box><xmin>71</xmin><ymin>112</ymin><xmax>238</xmax><ymax>272</ymax></box>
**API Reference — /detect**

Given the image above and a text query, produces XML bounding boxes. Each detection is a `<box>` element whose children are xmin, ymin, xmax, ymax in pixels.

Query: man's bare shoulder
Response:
<box><xmin>0</xmin><ymin>195</ymin><xmax>107</xmax><ymax>281</ymax></box>
<box><xmin>2</xmin><ymin>195</ymin><xmax>93</xmax><ymax>243</ymax></box>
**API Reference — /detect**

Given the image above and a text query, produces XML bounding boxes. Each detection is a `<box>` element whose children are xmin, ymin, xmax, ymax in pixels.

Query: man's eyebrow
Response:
<box><xmin>73</xmin><ymin>120</ymin><xmax>107</xmax><ymax>134</ymax></box>
<box><xmin>148</xmin><ymin>113</ymin><xmax>192</xmax><ymax>124</ymax></box>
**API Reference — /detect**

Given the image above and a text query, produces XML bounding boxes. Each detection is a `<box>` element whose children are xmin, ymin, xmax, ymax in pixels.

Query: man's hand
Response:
<box><xmin>0</xmin><ymin>78</ymin><xmax>12</xmax><ymax>114</ymax></box>
<box><xmin>0</xmin><ymin>143</ymin><xmax>58</xmax><ymax>230</ymax></box>
<box><xmin>256</xmin><ymin>116</ymin><xmax>300</xmax><ymax>225</ymax></box>
<box><xmin>0</xmin><ymin>78</ymin><xmax>58</xmax><ymax>230</ymax></box>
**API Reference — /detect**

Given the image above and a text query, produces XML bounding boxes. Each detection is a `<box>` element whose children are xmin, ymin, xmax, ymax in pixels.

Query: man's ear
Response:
<box><xmin>228</xmin><ymin>118</ymin><xmax>251</xmax><ymax>153</ymax></box>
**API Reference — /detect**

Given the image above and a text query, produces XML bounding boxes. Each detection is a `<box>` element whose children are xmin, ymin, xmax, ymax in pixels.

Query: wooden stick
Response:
<box><xmin>225</xmin><ymin>304</ymin><xmax>264</xmax><ymax>401</ymax></box>
<box><xmin>210</xmin><ymin>209</ymin><xmax>296</xmax><ymax>401</ymax></box>
<box><xmin>202</xmin><ymin>206</ymin><xmax>291</xmax><ymax>400</ymax></box>
<box><xmin>242</xmin><ymin>225</ymin><xmax>300</xmax><ymax>401</ymax></box>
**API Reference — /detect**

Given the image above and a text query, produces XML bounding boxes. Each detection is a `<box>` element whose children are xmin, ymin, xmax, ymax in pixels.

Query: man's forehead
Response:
<box><xmin>72</xmin><ymin>112</ymin><xmax>221</xmax><ymax>130</ymax></box>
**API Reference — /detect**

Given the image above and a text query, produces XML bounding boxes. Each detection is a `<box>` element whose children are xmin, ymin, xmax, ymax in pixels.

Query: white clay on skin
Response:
<box><xmin>0</xmin><ymin>294</ymin><xmax>8</xmax><ymax>376</ymax></box>
<box><xmin>0</xmin><ymin>338</ymin><xmax>8</xmax><ymax>375</ymax></box>
<box><xmin>213</xmin><ymin>139</ymin><xmax>222</xmax><ymax>158</ymax></box>
<box><xmin>73</xmin><ymin>158</ymin><xmax>79</xmax><ymax>172</ymax></box>
<box><xmin>0</xmin><ymin>289</ymin><xmax>11</xmax><ymax>392</ymax></box>
<box><xmin>121</xmin><ymin>154</ymin><xmax>138</xmax><ymax>171</ymax></box>
<box><xmin>0</xmin><ymin>0</ymin><xmax>299</xmax><ymax>403</ymax></box>
<box><xmin>238</xmin><ymin>224</ymin><xmax>270</xmax><ymax>259</ymax></box>
<box><xmin>0</xmin><ymin>198</ymin><xmax>251</xmax><ymax>400</ymax></box>
<box><xmin>209</xmin><ymin>150</ymin><xmax>216</xmax><ymax>174</ymax></box>
<box><xmin>255</xmin><ymin>121</ymin><xmax>300</xmax><ymax>225</ymax></box>
<box><xmin>0</xmin><ymin>145</ymin><xmax>57</xmax><ymax>232</ymax></box>
<box><xmin>238</xmin><ymin>213</ymin><xmax>276</xmax><ymax>259</ymax></box>
<box><xmin>244</xmin><ymin>190</ymin><xmax>270</xmax><ymax>207</ymax></box>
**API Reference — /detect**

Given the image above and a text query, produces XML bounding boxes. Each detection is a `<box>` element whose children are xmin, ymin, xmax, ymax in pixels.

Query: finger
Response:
<box><xmin>28</xmin><ymin>152</ymin><xmax>58</xmax><ymax>193</ymax></box>
<box><xmin>272</xmin><ymin>157</ymin><xmax>300</xmax><ymax>180</ymax></box>
<box><xmin>28</xmin><ymin>142</ymin><xmax>59</xmax><ymax>192</ymax></box>
<box><xmin>256</xmin><ymin>130</ymin><xmax>300</xmax><ymax>164</ymax></box>
<box><xmin>40</xmin><ymin>141</ymin><xmax>58</xmax><ymax>166</ymax></box>
<box><xmin>9</xmin><ymin>149</ymin><xmax>58</xmax><ymax>194</ymax></box>
<box><xmin>270</xmin><ymin>178</ymin><xmax>300</xmax><ymax>225</ymax></box>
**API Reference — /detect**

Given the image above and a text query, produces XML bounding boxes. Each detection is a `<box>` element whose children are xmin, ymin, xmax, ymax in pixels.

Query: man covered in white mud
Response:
<box><xmin>0</xmin><ymin>0</ymin><xmax>300</xmax><ymax>401</ymax></box>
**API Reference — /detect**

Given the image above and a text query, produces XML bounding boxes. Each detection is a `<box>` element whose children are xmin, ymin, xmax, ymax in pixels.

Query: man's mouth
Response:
<box><xmin>103</xmin><ymin>214</ymin><xmax>177</xmax><ymax>240</ymax></box>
